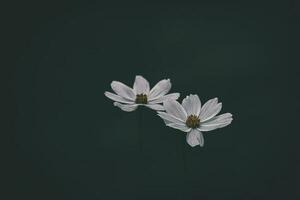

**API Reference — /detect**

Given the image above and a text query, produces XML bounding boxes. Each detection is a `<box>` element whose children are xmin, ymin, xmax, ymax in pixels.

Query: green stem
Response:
<box><xmin>182</xmin><ymin>136</ymin><xmax>187</xmax><ymax>173</ymax></box>
<box><xmin>137</xmin><ymin>108</ymin><xmax>144</xmax><ymax>195</ymax></box>
<box><xmin>138</xmin><ymin>108</ymin><xmax>143</xmax><ymax>152</ymax></box>
<box><xmin>178</xmin><ymin>134</ymin><xmax>187</xmax><ymax>199</ymax></box>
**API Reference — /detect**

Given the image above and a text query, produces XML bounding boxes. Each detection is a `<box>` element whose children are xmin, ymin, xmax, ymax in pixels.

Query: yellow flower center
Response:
<box><xmin>186</xmin><ymin>115</ymin><xmax>200</xmax><ymax>128</ymax></box>
<box><xmin>135</xmin><ymin>94</ymin><xmax>148</xmax><ymax>104</ymax></box>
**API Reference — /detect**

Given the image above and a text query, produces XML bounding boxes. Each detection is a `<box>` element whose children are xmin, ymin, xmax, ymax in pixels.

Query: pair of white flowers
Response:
<box><xmin>105</xmin><ymin>75</ymin><xmax>233</xmax><ymax>147</ymax></box>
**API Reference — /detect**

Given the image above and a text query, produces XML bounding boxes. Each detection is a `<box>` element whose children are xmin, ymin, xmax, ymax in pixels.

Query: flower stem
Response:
<box><xmin>137</xmin><ymin>108</ymin><xmax>144</xmax><ymax>195</ymax></box>
<box><xmin>138</xmin><ymin>108</ymin><xmax>143</xmax><ymax>152</ymax></box>
<box><xmin>182</xmin><ymin>136</ymin><xmax>187</xmax><ymax>173</ymax></box>
<box><xmin>178</xmin><ymin>134</ymin><xmax>187</xmax><ymax>199</ymax></box>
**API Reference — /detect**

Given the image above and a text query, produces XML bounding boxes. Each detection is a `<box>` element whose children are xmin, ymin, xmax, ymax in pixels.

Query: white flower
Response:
<box><xmin>157</xmin><ymin>94</ymin><xmax>233</xmax><ymax>147</ymax></box>
<box><xmin>104</xmin><ymin>75</ymin><xmax>180</xmax><ymax>112</ymax></box>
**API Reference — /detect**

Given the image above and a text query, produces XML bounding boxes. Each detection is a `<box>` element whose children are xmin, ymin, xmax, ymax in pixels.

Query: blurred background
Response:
<box><xmin>6</xmin><ymin>1</ymin><xmax>300</xmax><ymax>199</ymax></box>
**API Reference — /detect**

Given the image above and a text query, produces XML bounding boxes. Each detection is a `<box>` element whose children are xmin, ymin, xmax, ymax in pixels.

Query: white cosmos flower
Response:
<box><xmin>157</xmin><ymin>94</ymin><xmax>233</xmax><ymax>147</ymax></box>
<box><xmin>104</xmin><ymin>75</ymin><xmax>180</xmax><ymax>112</ymax></box>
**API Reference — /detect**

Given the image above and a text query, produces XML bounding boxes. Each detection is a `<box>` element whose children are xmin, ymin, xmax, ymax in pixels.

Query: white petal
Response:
<box><xmin>201</xmin><ymin>103</ymin><xmax>222</xmax><ymax>122</ymax></box>
<box><xmin>157</xmin><ymin>111</ymin><xmax>185</xmax><ymax>125</ymax></box>
<box><xmin>145</xmin><ymin>104</ymin><xmax>164</xmax><ymax>111</ymax></box>
<box><xmin>166</xmin><ymin>123</ymin><xmax>191</xmax><ymax>132</ymax></box>
<box><xmin>182</xmin><ymin>94</ymin><xmax>201</xmax><ymax>116</ymax></box>
<box><xmin>198</xmin><ymin>120</ymin><xmax>232</xmax><ymax>131</ymax></box>
<box><xmin>199</xmin><ymin>98</ymin><xmax>222</xmax><ymax>122</ymax></box>
<box><xmin>163</xmin><ymin>100</ymin><xmax>187</xmax><ymax>121</ymax></box>
<box><xmin>111</xmin><ymin>81</ymin><xmax>136</xmax><ymax>100</ymax></box>
<box><xmin>163</xmin><ymin>119</ymin><xmax>172</xmax><ymax>125</ymax></box>
<box><xmin>148</xmin><ymin>93</ymin><xmax>180</xmax><ymax>103</ymax></box>
<box><xmin>202</xmin><ymin>113</ymin><xmax>232</xmax><ymax>125</ymax></box>
<box><xmin>133</xmin><ymin>75</ymin><xmax>150</xmax><ymax>95</ymax></box>
<box><xmin>113</xmin><ymin>102</ymin><xmax>138</xmax><ymax>112</ymax></box>
<box><xmin>199</xmin><ymin>113</ymin><xmax>233</xmax><ymax>131</ymax></box>
<box><xmin>148</xmin><ymin>79</ymin><xmax>171</xmax><ymax>100</ymax></box>
<box><xmin>186</xmin><ymin>129</ymin><xmax>204</xmax><ymax>147</ymax></box>
<box><xmin>104</xmin><ymin>92</ymin><xmax>134</xmax><ymax>104</ymax></box>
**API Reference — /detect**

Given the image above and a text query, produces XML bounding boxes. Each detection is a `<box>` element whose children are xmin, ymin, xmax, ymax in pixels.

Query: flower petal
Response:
<box><xmin>182</xmin><ymin>94</ymin><xmax>201</xmax><ymax>116</ymax></box>
<box><xmin>133</xmin><ymin>75</ymin><xmax>150</xmax><ymax>95</ymax></box>
<box><xmin>149</xmin><ymin>93</ymin><xmax>180</xmax><ymax>103</ymax></box>
<box><xmin>104</xmin><ymin>92</ymin><xmax>134</xmax><ymax>104</ymax></box>
<box><xmin>202</xmin><ymin>103</ymin><xmax>222</xmax><ymax>122</ymax></box>
<box><xmin>199</xmin><ymin>113</ymin><xmax>233</xmax><ymax>131</ymax></box>
<box><xmin>145</xmin><ymin>104</ymin><xmax>164</xmax><ymax>111</ymax></box>
<box><xmin>202</xmin><ymin>113</ymin><xmax>232</xmax><ymax>125</ymax></box>
<box><xmin>157</xmin><ymin>111</ymin><xmax>185</xmax><ymax>125</ymax></box>
<box><xmin>198</xmin><ymin>121</ymin><xmax>232</xmax><ymax>132</ymax></box>
<box><xmin>186</xmin><ymin>129</ymin><xmax>204</xmax><ymax>147</ymax></box>
<box><xmin>148</xmin><ymin>79</ymin><xmax>171</xmax><ymax>100</ymax></box>
<box><xmin>111</xmin><ymin>81</ymin><xmax>136</xmax><ymax>100</ymax></box>
<box><xmin>166</xmin><ymin>123</ymin><xmax>191</xmax><ymax>132</ymax></box>
<box><xmin>113</xmin><ymin>102</ymin><xmax>138</xmax><ymax>112</ymax></box>
<box><xmin>163</xmin><ymin>100</ymin><xmax>187</xmax><ymax>121</ymax></box>
<box><xmin>199</xmin><ymin>98</ymin><xmax>222</xmax><ymax>122</ymax></box>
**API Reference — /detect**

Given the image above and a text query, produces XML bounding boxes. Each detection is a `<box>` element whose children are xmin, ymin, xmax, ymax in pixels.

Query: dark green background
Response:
<box><xmin>11</xmin><ymin>1</ymin><xmax>299</xmax><ymax>200</ymax></box>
